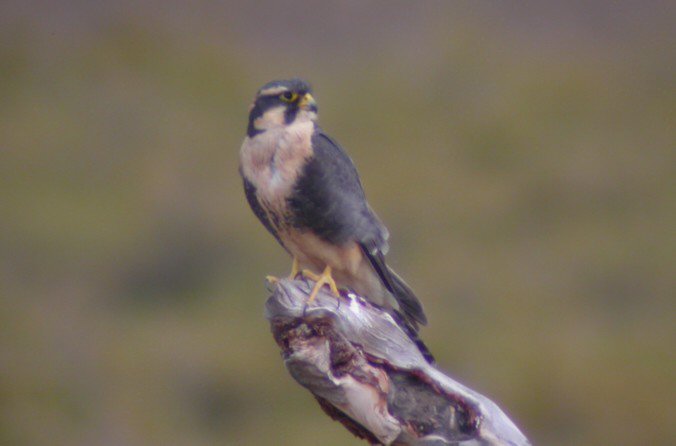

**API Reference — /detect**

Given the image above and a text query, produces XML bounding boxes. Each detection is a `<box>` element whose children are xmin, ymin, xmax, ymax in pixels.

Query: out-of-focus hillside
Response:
<box><xmin>1</xmin><ymin>2</ymin><xmax>674</xmax><ymax>445</ymax></box>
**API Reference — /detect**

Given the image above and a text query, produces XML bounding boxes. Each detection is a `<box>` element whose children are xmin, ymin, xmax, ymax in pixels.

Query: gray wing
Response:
<box><xmin>287</xmin><ymin>129</ymin><xmax>389</xmax><ymax>249</ymax></box>
<box><xmin>288</xmin><ymin>128</ymin><xmax>427</xmax><ymax>328</ymax></box>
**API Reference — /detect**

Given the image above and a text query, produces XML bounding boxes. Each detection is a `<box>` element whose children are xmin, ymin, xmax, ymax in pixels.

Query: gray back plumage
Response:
<box><xmin>288</xmin><ymin>126</ymin><xmax>427</xmax><ymax>329</ymax></box>
<box><xmin>287</xmin><ymin>128</ymin><xmax>388</xmax><ymax>249</ymax></box>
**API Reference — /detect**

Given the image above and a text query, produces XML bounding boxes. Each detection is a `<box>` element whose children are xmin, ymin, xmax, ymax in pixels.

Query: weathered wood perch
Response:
<box><xmin>265</xmin><ymin>278</ymin><xmax>531</xmax><ymax>446</ymax></box>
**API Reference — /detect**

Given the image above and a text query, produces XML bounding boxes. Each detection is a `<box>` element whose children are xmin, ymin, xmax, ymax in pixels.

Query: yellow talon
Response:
<box><xmin>288</xmin><ymin>257</ymin><xmax>300</xmax><ymax>279</ymax></box>
<box><xmin>301</xmin><ymin>268</ymin><xmax>321</xmax><ymax>281</ymax></box>
<box><xmin>306</xmin><ymin>265</ymin><xmax>339</xmax><ymax>303</ymax></box>
<box><xmin>267</xmin><ymin>258</ymin><xmax>299</xmax><ymax>286</ymax></box>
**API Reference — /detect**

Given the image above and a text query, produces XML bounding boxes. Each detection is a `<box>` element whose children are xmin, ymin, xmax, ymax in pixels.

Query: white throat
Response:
<box><xmin>240</xmin><ymin>120</ymin><xmax>315</xmax><ymax>207</ymax></box>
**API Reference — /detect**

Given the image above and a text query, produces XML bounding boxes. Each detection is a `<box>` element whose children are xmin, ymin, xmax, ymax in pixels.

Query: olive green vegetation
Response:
<box><xmin>1</xmin><ymin>3</ymin><xmax>674</xmax><ymax>446</ymax></box>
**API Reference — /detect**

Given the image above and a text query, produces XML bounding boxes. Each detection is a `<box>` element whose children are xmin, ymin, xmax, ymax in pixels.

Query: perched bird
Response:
<box><xmin>239</xmin><ymin>78</ymin><xmax>427</xmax><ymax>335</ymax></box>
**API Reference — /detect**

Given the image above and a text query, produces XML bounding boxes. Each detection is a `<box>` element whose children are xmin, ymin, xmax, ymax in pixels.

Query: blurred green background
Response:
<box><xmin>1</xmin><ymin>1</ymin><xmax>674</xmax><ymax>445</ymax></box>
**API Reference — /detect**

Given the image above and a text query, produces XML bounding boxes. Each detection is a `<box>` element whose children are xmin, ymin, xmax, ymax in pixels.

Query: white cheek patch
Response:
<box><xmin>254</xmin><ymin>106</ymin><xmax>286</xmax><ymax>130</ymax></box>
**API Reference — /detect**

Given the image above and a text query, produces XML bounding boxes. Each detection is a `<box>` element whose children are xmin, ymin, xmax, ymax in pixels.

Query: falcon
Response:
<box><xmin>239</xmin><ymin>78</ymin><xmax>427</xmax><ymax>334</ymax></box>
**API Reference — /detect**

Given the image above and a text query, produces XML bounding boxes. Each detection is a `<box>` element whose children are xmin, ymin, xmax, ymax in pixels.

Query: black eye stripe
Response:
<box><xmin>256</xmin><ymin>95</ymin><xmax>283</xmax><ymax>107</ymax></box>
<box><xmin>257</xmin><ymin>93</ymin><xmax>293</xmax><ymax>103</ymax></box>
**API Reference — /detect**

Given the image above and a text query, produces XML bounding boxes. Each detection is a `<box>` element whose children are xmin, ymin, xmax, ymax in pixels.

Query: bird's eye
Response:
<box><xmin>280</xmin><ymin>91</ymin><xmax>298</xmax><ymax>102</ymax></box>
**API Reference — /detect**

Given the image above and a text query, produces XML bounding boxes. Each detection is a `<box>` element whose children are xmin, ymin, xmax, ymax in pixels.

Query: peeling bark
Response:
<box><xmin>265</xmin><ymin>279</ymin><xmax>531</xmax><ymax>446</ymax></box>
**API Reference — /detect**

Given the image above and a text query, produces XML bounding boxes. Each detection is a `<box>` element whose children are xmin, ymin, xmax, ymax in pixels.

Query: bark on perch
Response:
<box><xmin>265</xmin><ymin>278</ymin><xmax>531</xmax><ymax>446</ymax></box>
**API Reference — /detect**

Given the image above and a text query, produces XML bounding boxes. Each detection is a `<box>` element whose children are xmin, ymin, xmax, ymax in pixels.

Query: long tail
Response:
<box><xmin>390</xmin><ymin>309</ymin><xmax>435</xmax><ymax>364</ymax></box>
<box><xmin>359</xmin><ymin>243</ymin><xmax>428</xmax><ymax>328</ymax></box>
<box><xmin>387</xmin><ymin>266</ymin><xmax>428</xmax><ymax>327</ymax></box>
<box><xmin>388</xmin><ymin>268</ymin><xmax>434</xmax><ymax>363</ymax></box>
<box><xmin>359</xmin><ymin>243</ymin><xmax>433</xmax><ymax>363</ymax></box>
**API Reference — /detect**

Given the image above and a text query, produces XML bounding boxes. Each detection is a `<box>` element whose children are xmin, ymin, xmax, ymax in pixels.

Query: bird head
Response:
<box><xmin>247</xmin><ymin>78</ymin><xmax>318</xmax><ymax>137</ymax></box>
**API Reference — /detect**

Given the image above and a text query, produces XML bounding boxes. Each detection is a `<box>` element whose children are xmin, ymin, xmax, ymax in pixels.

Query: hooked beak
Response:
<box><xmin>298</xmin><ymin>93</ymin><xmax>318</xmax><ymax>113</ymax></box>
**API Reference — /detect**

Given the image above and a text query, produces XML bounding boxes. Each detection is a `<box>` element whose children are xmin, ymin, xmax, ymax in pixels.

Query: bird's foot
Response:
<box><xmin>300</xmin><ymin>268</ymin><xmax>320</xmax><ymax>282</ymax></box>
<box><xmin>266</xmin><ymin>257</ymin><xmax>300</xmax><ymax>286</ymax></box>
<box><xmin>287</xmin><ymin>257</ymin><xmax>300</xmax><ymax>280</ymax></box>
<box><xmin>305</xmin><ymin>266</ymin><xmax>339</xmax><ymax>303</ymax></box>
